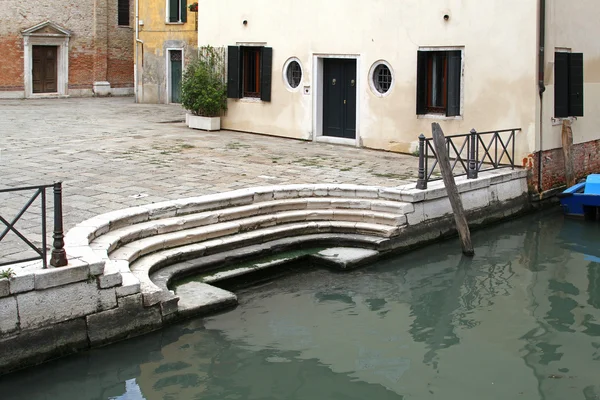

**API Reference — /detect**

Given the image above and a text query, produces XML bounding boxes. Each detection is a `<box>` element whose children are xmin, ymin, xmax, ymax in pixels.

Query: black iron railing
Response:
<box><xmin>0</xmin><ymin>182</ymin><xmax>67</xmax><ymax>268</ymax></box>
<box><xmin>416</xmin><ymin>128</ymin><xmax>520</xmax><ymax>190</ymax></box>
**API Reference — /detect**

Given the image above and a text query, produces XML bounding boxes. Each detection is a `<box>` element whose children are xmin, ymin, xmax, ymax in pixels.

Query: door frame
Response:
<box><xmin>22</xmin><ymin>22</ymin><xmax>70</xmax><ymax>98</ymax></box>
<box><xmin>312</xmin><ymin>54</ymin><xmax>361</xmax><ymax>147</ymax></box>
<box><xmin>165</xmin><ymin>47</ymin><xmax>184</xmax><ymax>104</ymax></box>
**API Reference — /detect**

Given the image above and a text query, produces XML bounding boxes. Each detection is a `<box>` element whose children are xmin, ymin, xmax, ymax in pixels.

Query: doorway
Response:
<box><xmin>32</xmin><ymin>46</ymin><xmax>58</xmax><ymax>93</ymax></box>
<box><xmin>322</xmin><ymin>59</ymin><xmax>357</xmax><ymax>139</ymax></box>
<box><xmin>169</xmin><ymin>50</ymin><xmax>183</xmax><ymax>103</ymax></box>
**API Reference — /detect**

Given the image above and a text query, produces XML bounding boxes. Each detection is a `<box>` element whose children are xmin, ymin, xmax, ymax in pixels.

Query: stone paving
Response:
<box><xmin>0</xmin><ymin>97</ymin><xmax>418</xmax><ymax>266</ymax></box>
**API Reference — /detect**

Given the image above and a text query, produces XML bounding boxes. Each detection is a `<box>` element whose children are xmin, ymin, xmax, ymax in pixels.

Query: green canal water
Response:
<box><xmin>1</xmin><ymin>211</ymin><xmax>599</xmax><ymax>400</ymax></box>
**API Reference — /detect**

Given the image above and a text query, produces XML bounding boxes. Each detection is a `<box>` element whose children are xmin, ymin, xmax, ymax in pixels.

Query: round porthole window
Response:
<box><xmin>369</xmin><ymin>61</ymin><xmax>394</xmax><ymax>96</ymax></box>
<box><xmin>284</xmin><ymin>58</ymin><xmax>303</xmax><ymax>90</ymax></box>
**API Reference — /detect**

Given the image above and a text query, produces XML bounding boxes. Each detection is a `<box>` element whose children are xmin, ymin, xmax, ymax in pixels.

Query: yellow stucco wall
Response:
<box><xmin>136</xmin><ymin>0</ymin><xmax>198</xmax><ymax>103</ymax></box>
<box><xmin>197</xmin><ymin>0</ymin><xmax>539</xmax><ymax>159</ymax></box>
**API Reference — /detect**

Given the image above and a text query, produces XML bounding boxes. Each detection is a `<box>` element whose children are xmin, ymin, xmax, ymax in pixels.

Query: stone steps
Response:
<box><xmin>65</xmin><ymin>184</ymin><xmax>417</xmax><ymax>320</ymax></box>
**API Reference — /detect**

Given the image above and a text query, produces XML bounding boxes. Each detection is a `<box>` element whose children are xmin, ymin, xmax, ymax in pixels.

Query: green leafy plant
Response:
<box><xmin>181</xmin><ymin>46</ymin><xmax>227</xmax><ymax>118</ymax></box>
<box><xmin>0</xmin><ymin>268</ymin><xmax>16</xmax><ymax>279</ymax></box>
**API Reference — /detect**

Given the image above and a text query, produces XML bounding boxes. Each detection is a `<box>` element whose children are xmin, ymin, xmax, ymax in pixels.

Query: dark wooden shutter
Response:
<box><xmin>416</xmin><ymin>51</ymin><xmax>428</xmax><ymax>114</ymax></box>
<box><xmin>260</xmin><ymin>47</ymin><xmax>273</xmax><ymax>102</ymax></box>
<box><xmin>554</xmin><ymin>52</ymin><xmax>569</xmax><ymax>118</ymax></box>
<box><xmin>118</xmin><ymin>0</ymin><xmax>129</xmax><ymax>25</ymax></box>
<box><xmin>180</xmin><ymin>0</ymin><xmax>187</xmax><ymax>22</ymax></box>
<box><xmin>227</xmin><ymin>46</ymin><xmax>241</xmax><ymax>98</ymax></box>
<box><xmin>446</xmin><ymin>50</ymin><xmax>462</xmax><ymax>117</ymax></box>
<box><xmin>168</xmin><ymin>0</ymin><xmax>178</xmax><ymax>22</ymax></box>
<box><xmin>569</xmin><ymin>53</ymin><xmax>584</xmax><ymax>117</ymax></box>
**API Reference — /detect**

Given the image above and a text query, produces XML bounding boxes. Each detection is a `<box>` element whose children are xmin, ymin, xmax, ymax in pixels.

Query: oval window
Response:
<box><xmin>373</xmin><ymin>63</ymin><xmax>392</xmax><ymax>94</ymax></box>
<box><xmin>285</xmin><ymin>60</ymin><xmax>302</xmax><ymax>89</ymax></box>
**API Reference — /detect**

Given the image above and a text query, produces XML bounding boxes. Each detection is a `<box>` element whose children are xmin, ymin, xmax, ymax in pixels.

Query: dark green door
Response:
<box><xmin>170</xmin><ymin>50</ymin><xmax>182</xmax><ymax>103</ymax></box>
<box><xmin>323</xmin><ymin>59</ymin><xmax>356</xmax><ymax>139</ymax></box>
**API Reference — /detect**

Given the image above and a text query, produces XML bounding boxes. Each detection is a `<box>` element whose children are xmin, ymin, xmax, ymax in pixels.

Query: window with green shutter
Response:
<box><xmin>227</xmin><ymin>45</ymin><xmax>273</xmax><ymax>102</ymax></box>
<box><xmin>554</xmin><ymin>52</ymin><xmax>584</xmax><ymax>118</ymax></box>
<box><xmin>167</xmin><ymin>0</ymin><xmax>187</xmax><ymax>23</ymax></box>
<box><xmin>416</xmin><ymin>49</ymin><xmax>462</xmax><ymax>117</ymax></box>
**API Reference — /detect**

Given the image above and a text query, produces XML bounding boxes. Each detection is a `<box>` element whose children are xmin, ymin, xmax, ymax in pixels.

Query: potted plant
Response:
<box><xmin>181</xmin><ymin>46</ymin><xmax>227</xmax><ymax>131</ymax></box>
<box><xmin>188</xmin><ymin>2</ymin><xmax>198</xmax><ymax>12</ymax></box>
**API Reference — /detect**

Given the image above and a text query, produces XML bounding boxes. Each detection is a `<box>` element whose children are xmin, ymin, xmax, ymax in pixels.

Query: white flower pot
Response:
<box><xmin>186</xmin><ymin>114</ymin><xmax>221</xmax><ymax>131</ymax></box>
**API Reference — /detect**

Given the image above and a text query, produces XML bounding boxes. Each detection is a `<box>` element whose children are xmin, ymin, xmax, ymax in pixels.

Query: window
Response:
<box><xmin>227</xmin><ymin>46</ymin><xmax>273</xmax><ymax>101</ymax></box>
<box><xmin>369</xmin><ymin>61</ymin><xmax>393</xmax><ymax>96</ymax></box>
<box><xmin>416</xmin><ymin>50</ymin><xmax>462</xmax><ymax>117</ymax></box>
<box><xmin>554</xmin><ymin>52</ymin><xmax>584</xmax><ymax>118</ymax></box>
<box><xmin>285</xmin><ymin>60</ymin><xmax>302</xmax><ymax>89</ymax></box>
<box><xmin>167</xmin><ymin>0</ymin><xmax>187</xmax><ymax>23</ymax></box>
<box><xmin>118</xmin><ymin>0</ymin><xmax>130</xmax><ymax>26</ymax></box>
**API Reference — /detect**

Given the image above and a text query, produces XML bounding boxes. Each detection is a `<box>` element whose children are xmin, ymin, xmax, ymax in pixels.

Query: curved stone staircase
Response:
<box><xmin>64</xmin><ymin>184</ymin><xmax>416</xmax><ymax>320</ymax></box>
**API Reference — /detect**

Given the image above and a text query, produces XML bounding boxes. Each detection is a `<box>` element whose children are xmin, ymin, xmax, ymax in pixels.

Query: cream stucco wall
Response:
<box><xmin>198</xmin><ymin>0</ymin><xmax>538</xmax><ymax>158</ymax></box>
<box><xmin>540</xmin><ymin>0</ymin><xmax>600</xmax><ymax>150</ymax></box>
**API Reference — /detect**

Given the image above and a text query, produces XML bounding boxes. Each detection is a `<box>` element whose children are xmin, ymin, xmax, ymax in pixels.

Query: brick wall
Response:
<box><xmin>524</xmin><ymin>138</ymin><xmax>600</xmax><ymax>193</ymax></box>
<box><xmin>0</xmin><ymin>0</ymin><xmax>133</xmax><ymax>96</ymax></box>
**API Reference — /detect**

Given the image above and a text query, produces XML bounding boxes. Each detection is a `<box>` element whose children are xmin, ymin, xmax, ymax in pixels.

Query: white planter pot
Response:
<box><xmin>186</xmin><ymin>114</ymin><xmax>221</xmax><ymax>131</ymax></box>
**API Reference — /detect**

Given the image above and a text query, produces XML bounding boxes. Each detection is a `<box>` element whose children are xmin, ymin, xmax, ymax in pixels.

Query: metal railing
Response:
<box><xmin>0</xmin><ymin>182</ymin><xmax>67</xmax><ymax>268</ymax></box>
<box><xmin>416</xmin><ymin>128</ymin><xmax>520</xmax><ymax>190</ymax></box>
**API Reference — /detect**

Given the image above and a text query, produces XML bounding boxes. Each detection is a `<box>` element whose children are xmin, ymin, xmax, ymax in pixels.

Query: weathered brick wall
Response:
<box><xmin>524</xmin><ymin>138</ymin><xmax>600</xmax><ymax>193</ymax></box>
<box><xmin>0</xmin><ymin>0</ymin><xmax>133</xmax><ymax>94</ymax></box>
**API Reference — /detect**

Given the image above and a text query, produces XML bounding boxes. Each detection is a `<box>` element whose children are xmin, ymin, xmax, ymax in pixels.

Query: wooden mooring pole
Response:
<box><xmin>561</xmin><ymin>119</ymin><xmax>576</xmax><ymax>188</ymax></box>
<box><xmin>431</xmin><ymin>123</ymin><xmax>474</xmax><ymax>256</ymax></box>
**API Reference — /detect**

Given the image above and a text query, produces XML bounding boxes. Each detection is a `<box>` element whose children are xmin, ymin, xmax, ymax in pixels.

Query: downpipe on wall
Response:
<box><xmin>134</xmin><ymin>0</ymin><xmax>144</xmax><ymax>103</ymax></box>
<box><xmin>537</xmin><ymin>0</ymin><xmax>546</xmax><ymax>193</ymax></box>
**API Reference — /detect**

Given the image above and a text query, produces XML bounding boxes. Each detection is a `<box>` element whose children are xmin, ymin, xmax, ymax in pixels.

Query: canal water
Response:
<box><xmin>1</xmin><ymin>211</ymin><xmax>599</xmax><ymax>400</ymax></box>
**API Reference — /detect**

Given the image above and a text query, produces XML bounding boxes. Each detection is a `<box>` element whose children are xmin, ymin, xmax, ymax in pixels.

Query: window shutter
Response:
<box><xmin>568</xmin><ymin>53</ymin><xmax>584</xmax><ymax>117</ymax></box>
<box><xmin>169</xmin><ymin>0</ymin><xmax>178</xmax><ymax>22</ymax></box>
<box><xmin>180</xmin><ymin>0</ymin><xmax>187</xmax><ymax>22</ymax></box>
<box><xmin>260</xmin><ymin>47</ymin><xmax>273</xmax><ymax>102</ymax></box>
<box><xmin>446</xmin><ymin>50</ymin><xmax>462</xmax><ymax>117</ymax></box>
<box><xmin>416</xmin><ymin>51</ymin><xmax>427</xmax><ymax>115</ymax></box>
<box><xmin>227</xmin><ymin>46</ymin><xmax>241</xmax><ymax>99</ymax></box>
<box><xmin>118</xmin><ymin>0</ymin><xmax>129</xmax><ymax>26</ymax></box>
<box><xmin>554</xmin><ymin>52</ymin><xmax>569</xmax><ymax>118</ymax></box>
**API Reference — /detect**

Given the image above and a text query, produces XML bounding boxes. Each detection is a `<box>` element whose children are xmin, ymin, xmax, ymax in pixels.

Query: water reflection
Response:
<box><xmin>0</xmin><ymin>211</ymin><xmax>598</xmax><ymax>400</ymax></box>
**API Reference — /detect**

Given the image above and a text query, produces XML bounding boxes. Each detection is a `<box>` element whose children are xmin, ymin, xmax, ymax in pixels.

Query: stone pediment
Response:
<box><xmin>22</xmin><ymin>21</ymin><xmax>72</xmax><ymax>37</ymax></box>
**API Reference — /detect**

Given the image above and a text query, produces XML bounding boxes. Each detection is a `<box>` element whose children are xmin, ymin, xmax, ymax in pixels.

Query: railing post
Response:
<box><xmin>416</xmin><ymin>134</ymin><xmax>427</xmax><ymax>190</ymax></box>
<box><xmin>468</xmin><ymin>129</ymin><xmax>478</xmax><ymax>179</ymax></box>
<box><xmin>50</xmin><ymin>182</ymin><xmax>67</xmax><ymax>267</ymax></box>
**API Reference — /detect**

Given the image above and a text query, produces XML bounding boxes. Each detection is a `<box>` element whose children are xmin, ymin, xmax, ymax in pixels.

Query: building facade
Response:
<box><xmin>0</xmin><ymin>0</ymin><xmax>134</xmax><ymax>98</ymax></box>
<box><xmin>134</xmin><ymin>0</ymin><xmax>198</xmax><ymax>104</ymax></box>
<box><xmin>197</xmin><ymin>0</ymin><xmax>600</xmax><ymax>194</ymax></box>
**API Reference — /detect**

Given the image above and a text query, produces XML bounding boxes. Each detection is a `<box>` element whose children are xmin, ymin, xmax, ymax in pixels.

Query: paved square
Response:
<box><xmin>0</xmin><ymin>97</ymin><xmax>418</xmax><ymax>265</ymax></box>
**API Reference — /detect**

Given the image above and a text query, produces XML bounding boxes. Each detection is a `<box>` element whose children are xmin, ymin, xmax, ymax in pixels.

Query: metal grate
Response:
<box><xmin>374</xmin><ymin>64</ymin><xmax>392</xmax><ymax>94</ymax></box>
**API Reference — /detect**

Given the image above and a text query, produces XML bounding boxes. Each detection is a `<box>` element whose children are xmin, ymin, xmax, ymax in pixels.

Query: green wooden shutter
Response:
<box><xmin>169</xmin><ymin>0</ymin><xmax>178</xmax><ymax>22</ymax></box>
<box><xmin>260</xmin><ymin>47</ymin><xmax>273</xmax><ymax>102</ymax></box>
<box><xmin>180</xmin><ymin>0</ymin><xmax>187</xmax><ymax>22</ymax></box>
<box><xmin>416</xmin><ymin>51</ymin><xmax>428</xmax><ymax>115</ymax></box>
<box><xmin>227</xmin><ymin>46</ymin><xmax>241</xmax><ymax>98</ymax></box>
<box><xmin>568</xmin><ymin>53</ymin><xmax>584</xmax><ymax>117</ymax></box>
<box><xmin>554</xmin><ymin>52</ymin><xmax>569</xmax><ymax>118</ymax></box>
<box><xmin>446</xmin><ymin>50</ymin><xmax>462</xmax><ymax>117</ymax></box>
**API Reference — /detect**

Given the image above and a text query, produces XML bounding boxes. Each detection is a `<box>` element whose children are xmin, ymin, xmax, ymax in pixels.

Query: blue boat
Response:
<box><xmin>558</xmin><ymin>174</ymin><xmax>600</xmax><ymax>219</ymax></box>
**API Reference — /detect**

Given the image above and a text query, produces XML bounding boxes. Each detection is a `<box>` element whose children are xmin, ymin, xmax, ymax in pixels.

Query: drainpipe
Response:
<box><xmin>135</xmin><ymin>0</ymin><xmax>144</xmax><ymax>103</ymax></box>
<box><xmin>537</xmin><ymin>0</ymin><xmax>546</xmax><ymax>193</ymax></box>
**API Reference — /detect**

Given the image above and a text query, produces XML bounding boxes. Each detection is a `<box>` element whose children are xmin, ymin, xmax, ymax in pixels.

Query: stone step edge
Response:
<box><xmin>64</xmin><ymin>184</ymin><xmax>421</xmax><ymax>248</ymax></box>
<box><xmin>127</xmin><ymin>225</ymin><xmax>394</xmax><ymax>308</ymax></box>
<box><xmin>150</xmin><ymin>233</ymin><xmax>387</xmax><ymax>292</ymax></box>
<box><xmin>91</xmin><ymin>207</ymin><xmax>407</xmax><ymax>256</ymax></box>
<box><xmin>109</xmin><ymin>220</ymin><xmax>403</xmax><ymax>268</ymax></box>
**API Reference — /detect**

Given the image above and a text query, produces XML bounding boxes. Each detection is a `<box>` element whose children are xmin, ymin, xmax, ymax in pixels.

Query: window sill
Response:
<box><xmin>551</xmin><ymin>116</ymin><xmax>578</xmax><ymax>126</ymax></box>
<box><xmin>417</xmin><ymin>114</ymin><xmax>463</xmax><ymax>121</ymax></box>
<box><xmin>237</xmin><ymin>97</ymin><xmax>264</xmax><ymax>103</ymax></box>
<box><xmin>165</xmin><ymin>22</ymin><xmax>185</xmax><ymax>25</ymax></box>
